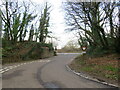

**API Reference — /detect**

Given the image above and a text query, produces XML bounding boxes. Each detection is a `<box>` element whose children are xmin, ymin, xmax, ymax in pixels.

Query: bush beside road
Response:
<box><xmin>2</xmin><ymin>41</ymin><xmax>55</xmax><ymax>64</ymax></box>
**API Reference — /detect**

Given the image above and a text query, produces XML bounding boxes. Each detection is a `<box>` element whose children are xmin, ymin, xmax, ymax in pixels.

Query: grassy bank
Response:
<box><xmin>2</xmin><ymin>41</ymin><xmax>54</xmax><ymax>64</ymax></box>
<box><xmin>69</xmin><ymin>53</ymin><xmax>119</xmax><ymax>85</ymax></box>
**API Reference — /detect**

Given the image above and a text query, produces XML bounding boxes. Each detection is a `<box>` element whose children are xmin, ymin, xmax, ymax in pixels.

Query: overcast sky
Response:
<box><xmin>0</xmin><ymin>0</ymin><xmax>79</xmax><ymax>49</ymax></box>
<box><xmin>26</xmin><ymin>0</ymin><xmax>119</xmax><ymax>49</ymax></box>
<box><xmin>8</xmin><ymin>0</ymin><xmax>117</xmax><ymax>49</ymax></box>
<box><xmin>29</xmin><ymin>0</ymin><xmax>78</xmax><ymax>49</ymax></box>
<box><xmin>1</xmin><ymin>0</ymin><xmax>118</xmax><ymax>49</ymax></box>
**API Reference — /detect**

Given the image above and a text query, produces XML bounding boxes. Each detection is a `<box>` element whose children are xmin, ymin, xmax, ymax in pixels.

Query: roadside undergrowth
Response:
<box><xmin>2</xmin><ymin>42</ymin><xmax>54</xmax><ymax>64</ymax></box>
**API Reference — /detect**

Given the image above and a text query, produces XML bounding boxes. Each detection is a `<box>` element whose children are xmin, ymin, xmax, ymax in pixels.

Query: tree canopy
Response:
<box><xmin>1</xmin><ymin>1</ymin><xmax>52</xmax><ymax>44</ymax></box>
<box><xmin>64</xmin><ymin>1</ymin><xmax>120</xmax><ymax>54</ymax></box>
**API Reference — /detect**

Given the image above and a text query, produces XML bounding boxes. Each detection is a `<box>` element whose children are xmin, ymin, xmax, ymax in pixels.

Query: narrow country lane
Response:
<box><xmin>2</xmin><ymin>53</ymin><xmax>114</xmax><ymax>88</ymax></box>
<box><xmin>39</xmin><ymin>53</ymin><xmax>113</xmax><ymax>88</ymax></box>
<box><xmin>2</xmin><ymin>60</ymin><xmax>49</xmax><ymax>88</ymax></box>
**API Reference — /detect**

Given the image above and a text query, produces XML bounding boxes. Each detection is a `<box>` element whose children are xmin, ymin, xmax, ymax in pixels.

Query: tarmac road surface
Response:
<box><xmin>2</xmin><ymin>53</ymin><xmax>115</xmax><ymax>88</ymax></box>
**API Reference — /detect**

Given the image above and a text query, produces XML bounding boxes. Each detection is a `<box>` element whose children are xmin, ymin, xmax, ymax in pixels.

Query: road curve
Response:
<box><xmin>38</xmin><ymin>53</ymin><xmax>113</xmax><ymax>88</ymax></box>
<box><xmin>2</xmin><ymin>60</ymin><xmax>49</xmax><ymax>88</ymax></box>
<box><xmin>2</xmin><ymin>53</ymin><xmax>114</xmax><ymax>88</ymax></box>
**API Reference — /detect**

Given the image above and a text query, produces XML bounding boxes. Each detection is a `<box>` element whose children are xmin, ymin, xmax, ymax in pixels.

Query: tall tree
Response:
<box><xmin>64</xmin><ymin>1</ymin><xmax>119</xmax><ymax>53</ymax></box>
<box><xmin>103</xmin><ymin>2</ymin><xmax>116</xmax><ymax>38</ymax></box>
<box><xmin>38</xmin><ymin>3</ymin><xmax>50</xmax><ymax>43</ymax></box>
<box><xmin>1</xmin><ymin>1</ymin><xmax>36</xmax><ymax>42</ymax></box>
<box><xmin>0</xmin><ymin>9</ymin><xmax>2</xmax><ymax>38</ymax></box>
<box><xmin>28</xmin><ymin>24</ymin><xmax>34</xmax><ymax>41</ymax></box>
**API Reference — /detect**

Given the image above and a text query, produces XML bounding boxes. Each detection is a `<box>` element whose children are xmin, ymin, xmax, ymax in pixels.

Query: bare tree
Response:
<box><xmin>1</xmin><ymin>1</ymin><xmax>37</xmax><ymax>42</ymax></box>
<box><xmin>64</xmin><ymin>1</ymin><xmax>119</xmax><ymax>53</ymax></box>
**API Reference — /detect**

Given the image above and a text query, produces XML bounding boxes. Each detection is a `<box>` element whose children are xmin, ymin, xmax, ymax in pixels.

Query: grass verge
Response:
<box><xmin>69</xmin><ymin>53</ymin><xmax>120</xmax><ymax>85</ymax></box>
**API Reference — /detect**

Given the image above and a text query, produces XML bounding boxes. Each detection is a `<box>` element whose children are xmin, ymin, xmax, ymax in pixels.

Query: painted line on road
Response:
<box><xmin>0</xmin><ymin>69</ymin><xmax>3</xmax><ymax>72</ymax></box>
<box><xmin>17</xmin><ymin>65</ymin><xmax>20</xmax><ymax>67</ymax></box>
<box><xmin>2</xmin><ymin>67</ymin><xmax>8</xmax><ymax>70</ymax></box>
<box><xmin>13</xmin><ymin>66</ymin><xmax>18</xmax><ymax>68</ymax></box>
<box><xmin>0</xmin><ymin>59</ymin><xmax>51</xmax><ymax>74</ymax></box>
<box><xmin>20</xmin><ymin>63</ymin><xmax>24</xmax><ymax>65</ymax></box>
<box><xmin>0</xmin><ymin>71</ymin><xmax>5</xmax><ymax>73</ymax></box>
<box><xmin>4</xmin><ymin>69</ymin><xmax>10</xmax><ymax>72</ymax></box>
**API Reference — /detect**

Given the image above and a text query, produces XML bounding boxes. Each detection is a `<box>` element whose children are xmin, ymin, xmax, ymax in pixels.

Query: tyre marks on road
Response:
<box><xmin>0</xmin><ymin>60</ymin><xmax>50</xmax><ymax>74</ymax></box>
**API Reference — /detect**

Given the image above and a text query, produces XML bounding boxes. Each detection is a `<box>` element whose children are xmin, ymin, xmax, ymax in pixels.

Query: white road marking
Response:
<box><xmin>0</xmin><ymin>69</ymin><xmax>3</xmax><ymax>72</ymax></box>
<box><xmin>13</xmin><ymin>66</ymin><xmax>17</xmax><ymax>68</ymax></box>
<box><xmin>2</xmin><ymin>67</ymin><xmax>8</xmax><ymax>70</ymax></box>
<box><xmin>4</xmin><ymin>69</ymin><xmax>9</xmax><ymax>72</ymax></box>
<box><xmin>1</xmin><ymin>71</ymin><xmax>5</xmax><ymax>73</ymax></box>
<box><xmin>20</xmin><ymin>64</ymin><xmax>24</xmax><ymax>65</ymax></box>
<box><xmin>17</xmin><ymin>65</ymin><xmax>20</xmax><ymax>67</ymax></box>
<box><xmin>0</xmin><ymin>60</ymin><xmax>51</xmax><ymax>74</ymax></box>
<box><xmin>23</xmin><ymin>63</ymin><xmax>26</xmax><ymax>65</ymax></box>
<box><xmin>9</xmin><ymin>67</ymin><xmax>13</xmax><ymax>69</ymax></box>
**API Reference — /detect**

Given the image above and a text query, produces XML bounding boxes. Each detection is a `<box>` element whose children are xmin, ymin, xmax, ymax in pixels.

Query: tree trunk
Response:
<box><xmin>109</xmin><ymin>16</ymin><xmax>114</xmax><ymax>37</ymax></box>
<box><xmin>0</xmin><ymin>9</ymin><xmax>2</xmax><ymax>38</ymax></box>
